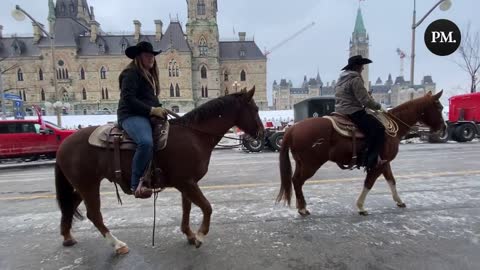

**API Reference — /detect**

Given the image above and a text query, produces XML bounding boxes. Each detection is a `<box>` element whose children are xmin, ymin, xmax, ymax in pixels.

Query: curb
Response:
<box><xmin>0</xmin><ymin>160</ymin><xmax>56</xmax><ymax>170</ymax></box>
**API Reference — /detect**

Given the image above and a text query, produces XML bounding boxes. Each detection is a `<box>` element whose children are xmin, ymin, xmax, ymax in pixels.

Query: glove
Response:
<box><xmin>150</xmin><ymin>107</ymin><xmax>168</xmax><ymax>118</ymax></box>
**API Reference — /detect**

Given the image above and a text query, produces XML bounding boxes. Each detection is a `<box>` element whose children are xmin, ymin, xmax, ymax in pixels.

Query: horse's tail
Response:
<box><xmin>55</xmin><ymin>163</ymin><xmax>83</xmax><ymax>220</ymax></box>
<box><xmin>276</xmin><ymin>128</ymin><xmax>293</xmax><ymax>206</ymax></box>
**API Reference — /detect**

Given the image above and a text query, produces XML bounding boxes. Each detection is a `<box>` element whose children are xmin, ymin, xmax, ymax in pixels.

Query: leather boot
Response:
<box><xmin>134</xmin><ymin>178</ymin><xmax>153</xmax><ymax>199</ymax></box>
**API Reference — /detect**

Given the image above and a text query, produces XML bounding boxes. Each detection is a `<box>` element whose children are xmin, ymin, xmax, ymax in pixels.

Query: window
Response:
<box><xmin>224</xmin><ymin>71</ymin><xmax>229</xmax><ymax>81</ymax></box>
<box><xmin>41</xmin><ymin>89</ymin><xmax>45</xmax><ymax>101</ymax></box>
<box><xmin>175</xmin><ymin>84</ymin><xmax>180</xmax><ymax>97</ymax></box>
<box><xmin>101</xmin><ymin>88</ymin><xmax>105</xmax><ymax>100</ymax></box>
<box><xmin>22</xmin><ymin>90</ymin><xmax>26</xmax><ymax>101</ymax></box>
<box><xmin>83</xmin><ymin>109</ymin><xmax>87</xmax><ymax>115</ymax></box>
<box><xmin>201</xmin><ymin>66</ymin><xmax>207</xmax><ymax>79</ymax></box>
<box><xmin>225</xmin><ymin>87</ymin><xmax>229</xmax><ymax>95</ymax></box>
<box><xmin>168</xmin><ymin>60</ymin><xmax>179</xmax><ymax>77</ymax></box>
<box><xmin>62</xmin><ymin>89</ymin><xmax>69</xmax><ymax>102</ymax></box>
<box><xmin>82</xmin><ymin>88</ymin><xmax>87</xmax><ymax>100</ymax></box>
<box><xmin>197</xmin><ymin>0</ymin><xmax>206</xmax><ymax>15</ymax></box>
<box><xmin>57</xmin><ymin>68</ymin><xmax>69</xmax><ymax>79</ymax></box>
<box><xmin>240</xmin><ymin>70</ymin><xmax>246</xmax><ymax>81</ymax></box>
<box><xmin>201</xmin><ymin>86</ymin><xmax>208</xmax><ymax>98</ymax></box>
<box><xmin>17</xmin><ymin>69</ymin><xmax>24</xmax><ymax>81</ymax></box>
<box><xmin>171</xmin><ymin>106</ymin><xmax>180</xmax><ymax>113</ymax></box>
<box><xmin>240</xmin><ymin>50</ymin><xmax>246</xmax><ymax>57</ymax></box>
<box><xmin>100</xmin><ymin>67</ymin><xmax>107</xmax><ymax>79</ymax></box>
<box><xmin>199</xmin><ymin>37</ymin><xmax>208</xmax><ymax>56</ymax></box>
<box><xmin>39</xmin><ymin>69</ymin><xmax>44</xmax><ymax>81</ymax></box>
<box><xmin>176</xmin><ymin>66</ymin><xmax>179</xmax><ymax>77</ymax></box>
<box><xmin>105</xmin><ymin>88</ymin><xmax>109</xmax><ymax>100</ymax></box>
<box><xmin>170</xmin><ymin>84</ymin><xmax>174</xmax><ymax>97</ymax></box>
<box><xmin>80</xmin><ymin>68</ymin><xmax>85</xmax><ymax>80</ymax></box>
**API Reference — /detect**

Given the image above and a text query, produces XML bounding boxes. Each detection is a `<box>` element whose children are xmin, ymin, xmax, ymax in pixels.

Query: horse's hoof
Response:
<box><xmin>298</xmin><ymin>209</ymin><xmax>311</xmax><ymax>217</ymax></box>
<box><xmin>187</xmin><ymin>237</ymin><xmax>196</xmax><ymax>245</ymax></box>
<box><xmin>62</xmin><ymin>239</ymin><xmax>77</xmax><ymax>247</ymax></box>
<box><xmin>194</xmin><ymin>239</ymin><xmax>203</xmax><ymax>248</ymax></box>
<box><xmin>397</xmin><ymin>203</ymin><xmax>407</xmax><ymax>208</ymax></box>
<box><xmin>116</xmin><ymin>245</ymin><xmax>129</xmax><ymax>255</ymax></box>
<box><xmin>358</xmin><ymin>211</ymin><xmax>369</xmax><ymax>216</ymax></box>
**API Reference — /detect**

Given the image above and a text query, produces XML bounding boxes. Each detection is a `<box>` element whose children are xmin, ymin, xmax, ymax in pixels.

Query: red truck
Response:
<box><xmin>429</xmin><ymin>92</ymin><xmax>480</xmax><ymax>143</ymax></box>
<box><xmin>0</xmin><ymin>111</ymin><xmax>76</xmax><ymax>160</ymax></box>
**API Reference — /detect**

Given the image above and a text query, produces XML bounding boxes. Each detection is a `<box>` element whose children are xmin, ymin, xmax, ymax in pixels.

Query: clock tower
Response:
<box><xmin>349</xmin><ymin>7</ymin><xmax>369</xmax><ymax>89</ymax></box>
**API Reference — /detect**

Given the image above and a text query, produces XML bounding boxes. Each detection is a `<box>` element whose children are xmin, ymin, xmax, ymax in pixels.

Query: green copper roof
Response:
<box><xmin>48</xmin><ymin>0</ymin><xmax>55</xmax><ymax>22</ymax></box>
<box><xmin>354</xmin><ymin>8</ymin><xmax>366</xmax><ymax>34</ymax></box>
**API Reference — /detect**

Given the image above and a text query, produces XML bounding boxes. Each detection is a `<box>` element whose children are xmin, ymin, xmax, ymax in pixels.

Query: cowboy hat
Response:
<box><xmin>125</xmin><ymin>41</ymin><xmax>161</xmax><ymax>59</ymax></box>
<box><xmin>341</xmin><ymin>55</ymin><xmax>372</xmax><ymax>70</ymax></box>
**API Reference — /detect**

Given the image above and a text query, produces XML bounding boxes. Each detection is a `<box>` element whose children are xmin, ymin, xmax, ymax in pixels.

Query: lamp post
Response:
<box><xmin>12</xmin><ymin>5</ymin><xmax>62</xmax><ymax>127</ymax></box>
<box><xmin>0</xmin><ymin>68</ymin><xmax>5</xmax><ymax>119</ymax></box>
<box><xmin>410</xmin><ymin>0</ymin><xmax>452</xmax><ymax>87</ymax></box>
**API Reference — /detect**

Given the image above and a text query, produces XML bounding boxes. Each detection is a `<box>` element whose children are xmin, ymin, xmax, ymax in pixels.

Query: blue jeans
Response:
<box><xmin>121</xmin><ymin>116</ymin><xmax>153</xmax><ymax>190</ymax></box>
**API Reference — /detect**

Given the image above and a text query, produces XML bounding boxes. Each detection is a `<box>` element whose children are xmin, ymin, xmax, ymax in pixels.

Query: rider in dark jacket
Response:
<box><xmin>334</xmin><ymin>55</ymin><xmax>386</xmax><ymax>171</ymax></box>
<box><xmin>117</xmin><ymin>41</ymin><xmax>167</xmax><ymax>198</ymax></box>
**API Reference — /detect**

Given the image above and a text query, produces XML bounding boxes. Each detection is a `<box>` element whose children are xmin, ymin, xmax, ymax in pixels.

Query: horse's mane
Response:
<box><xmin>389</xmin><ymin>94</ymin><xmax>432</xmax><ymax>116</ymax></box>
<box><xmin>170</xmin><ymin>92</ymin><xmax>244</xmax><ymax>125</ymax></box>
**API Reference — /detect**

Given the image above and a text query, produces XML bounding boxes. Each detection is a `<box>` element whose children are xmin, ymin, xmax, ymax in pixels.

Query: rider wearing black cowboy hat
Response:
<box><xmin>117</xmin><ymin>41</ymin><xmax>167</xmax><ymax>198</ymax></box>
<box><xmin>334</xmin><ymin>55</ymin><xmax>386</xmax><ymax>171</ymax></box>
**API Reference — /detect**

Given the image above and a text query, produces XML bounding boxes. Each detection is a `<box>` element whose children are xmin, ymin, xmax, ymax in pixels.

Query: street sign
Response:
<box><xmin>3</xmin><ymin>93</ymin><xmax>22</xmax><ymax>101</ymax></box>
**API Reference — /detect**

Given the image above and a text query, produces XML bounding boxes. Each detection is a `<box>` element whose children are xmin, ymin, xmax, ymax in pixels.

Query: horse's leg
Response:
<box><xmin>181</xmin><ymin>193</ymin><xmax>197</xmax><ymax>245</ymax></box>
<box><xmin>293</xmin><ymin>159</ymin><xmax>323</xmax><ymax>217</ymax></box>
<box><xmin>179</xmin><ymin>182</ymin><xmax>212</xmax><ymax>248</ymax></box>
<box><xmin>61</xmin><ymin>193</ymin><xmax>83</xmax><ymax>246</ymax></box>
<box><xmin>356</xmin><ymin>167</ymin><xmax>384</xmax><ymax>215</ymax></box>
<box><xmin>382</xmin><ymin>163</ymin><xmax>406</xmax><ymax>208</ymax></box>
<box><xmin>81</xmin><ymin>184</ymin><xmax>129</xmax><ymax>254</ymax></box>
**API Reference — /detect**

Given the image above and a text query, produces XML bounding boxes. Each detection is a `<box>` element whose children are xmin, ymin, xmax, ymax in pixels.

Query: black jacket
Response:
<box><xmin>117</xmin><ymin>68</ymin><xmax>161</xmax><ymax>124</ymax></box>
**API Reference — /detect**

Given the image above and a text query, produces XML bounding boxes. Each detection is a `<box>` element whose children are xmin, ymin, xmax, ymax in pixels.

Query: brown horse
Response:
<box><xmin>55</xmin><ymin>88</ymin><xmax>264</xmax><ymax>254</ymax></box>
<box><xmin>276</xmin><ymin>91</ymin><xmax>446</xmax><ymax>216</ymax></box>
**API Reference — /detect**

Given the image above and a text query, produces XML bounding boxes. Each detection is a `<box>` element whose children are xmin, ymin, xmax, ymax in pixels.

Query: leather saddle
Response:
<box><xmin>88</xmin><ymin>120</ymin><xmax>169</xmax><ymax>151</ymax></box>
<box><xmin>324</xmin><ymin>112</ymin><xmax>365</xmax><ymax>138</ymax></box>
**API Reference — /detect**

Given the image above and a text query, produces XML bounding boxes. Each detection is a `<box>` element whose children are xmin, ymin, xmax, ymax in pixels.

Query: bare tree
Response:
<box><xmin>455</xmin><ymin>23</ymin><xmax>480</xmax><ymax>93</ymax></box>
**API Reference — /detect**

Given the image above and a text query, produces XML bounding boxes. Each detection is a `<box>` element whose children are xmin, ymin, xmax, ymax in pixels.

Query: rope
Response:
<box><xmin>152</xmin><ymin>190</ymin><xmax>159</xmax><ymax>246</ymax></box>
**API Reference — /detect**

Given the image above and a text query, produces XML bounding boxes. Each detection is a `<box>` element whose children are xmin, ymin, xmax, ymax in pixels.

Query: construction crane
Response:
<box><xmin>396</xmin><ymin>48</ymin><xmax>407</xmax><ymax>77</ymax></box>
<box><xmin>264</xmin><ymin>22</ymin><xmax>316</xmax><ymax>58</ymax></box>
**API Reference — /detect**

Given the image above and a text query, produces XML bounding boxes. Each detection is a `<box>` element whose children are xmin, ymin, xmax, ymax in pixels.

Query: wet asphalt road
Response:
<box><xmin>0</xmin><ymin>142</ymin><xmax>479</xmax><ymax>270</ymax></box>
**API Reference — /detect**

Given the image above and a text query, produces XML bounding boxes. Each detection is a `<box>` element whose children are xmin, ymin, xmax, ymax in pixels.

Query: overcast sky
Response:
<box><xmin>1</xmin><ymin>0</ymin><xmax>479</xmax><ymax>104</ymax></box>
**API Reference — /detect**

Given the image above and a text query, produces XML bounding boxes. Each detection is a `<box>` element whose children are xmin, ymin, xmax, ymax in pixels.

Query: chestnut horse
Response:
<box><xmin>276</xmin><ymin>91</ymin><xmax>446</xmax><ymax>216</ymax></box>
<box><xmin>55</xmin><ymin>88</ymin><xmax>264</xmax><ymax>254</ymax></box>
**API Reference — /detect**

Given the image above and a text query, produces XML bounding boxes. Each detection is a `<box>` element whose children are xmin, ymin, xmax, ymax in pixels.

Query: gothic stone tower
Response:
<box><xmin>186</xmin><ymin>0</ymin><xmax>221</xmax><ymax>103</ymax></box>
<box><xmin>349</xmin><ymin>7</ymin><xmax>370</xmax><ymax>90</ymax></box>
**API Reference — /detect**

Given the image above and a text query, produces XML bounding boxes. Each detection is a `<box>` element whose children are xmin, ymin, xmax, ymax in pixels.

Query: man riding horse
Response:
<box><xmin>334</xmin><ymin>55</ymin><xmax>386</xmax><ymax>171</ymax></box>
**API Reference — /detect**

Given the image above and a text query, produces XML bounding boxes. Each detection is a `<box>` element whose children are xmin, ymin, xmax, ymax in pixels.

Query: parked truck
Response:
<box><xmin>429</xmin><ymin>92</ymin><xmax>480</xmax><ymax>143</ymax></box>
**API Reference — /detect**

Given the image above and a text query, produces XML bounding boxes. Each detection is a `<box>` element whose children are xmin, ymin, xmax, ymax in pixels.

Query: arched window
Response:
<box><xmin>176</xmin><ymin>66</ymin><xmax>179</xmax><ymax>77</ymax></box>
<box><xmin>197</xmin><ymin>0</ymin><xmax>206</xmax><ymax>15</ymax></box>
<box><xmin>62</xmin><ymin>89</ymin><xmax>69</xmax><ymax>102</ymax></box>
<box><xmin>224</xmin><ymin>71</ymin><xmax>229</xmax><ymax>82</ymax></box>
<box><xmin>80</xmin><ymin>67</ymin><xmax>85</xmax><ymax>80</ymax></box>
<box><xmin>205</xmin><ymin>86</ymin><xmax>208</xmax><ymax>98</ymax></box>
<box><xmin>38</xmin><ymin>69</ymin><xmax>44</xmax><ymax>81</ymax></box>
<box><xmin>170</xmin><ymin>84</ymin><xmax>174</xmax><ymax>97</ymax></box>
<box><xmin>105</xmin><ymin>88</ymin><xmax>109</xmax><ymax>100</ymax></box>
<box><xmin>168</xmin><ymin>60</ymin><xmax>179</xmax><ymax>77</ymax></box>
<box><xmin>201</xmin><ymin>86</ymin><xmax>208</xmax><ymax>98</ymax></box>
<box><xmin>100</xmin><ymin>67</ymin><xmax>107</xmax><ymax>79</ymax></box>
<box><xmin>101</xmin><ymin>88</ymin><xmax>105</xmax><ymax>100</ymax></box>
<box><xmin>199</xmin><ymin>37</ymin><xmax>208</xmax><ymax>56</ymax></box>
<box><xmin>240</xmin><ymin>70</ymin><xmax>246</xmax><ymax>81</ymax></box>
<box><xmin>82</xmin><ymin>88</ymin><xmax>87</xmax><ymax>100</ymax></box>
<box><xmin>65</xmin><ymin>68</ymin><xmax>69</xmax><ymax>79</ymax></box>
<box><xmin>201</xmin><ymin>66</ymin><xmax>207</xmax><ymax>79</ymax></box>
<box><xmin>168</xmin><ymin>64</ymin><xmax>172</xmax><ymax>77</ymax></box>
<box><xmin>175</xmin><ymin>84</ymin><xmax>180</xmax><ymax>97</ymax></box>
<box><xmin>83</xmin><ymin>109</ymin><xmax>87</xmax><ymax>115</ymax></box>
<box><xmin>17</xmin><ymin>69</ymin><xmax>24</xmax><ymax>81</ymax></box>
<box><xmin>201</xmin><ymin>86</ymin><xmax>205</xmax><ymax>98</ymax></box>
<box><xmin>22</xmin><ymin>90</ymin><xmax>26</xmax><ymax>101</ymax></box>
<box><xmin>41</xmin><ymin>89</ymin><xmax>45</xmax><ymax>101</ymax></box>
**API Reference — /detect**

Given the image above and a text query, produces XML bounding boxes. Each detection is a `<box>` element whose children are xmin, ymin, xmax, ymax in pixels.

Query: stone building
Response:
<box><xmin>0</xmin><ymin>0</ymin><xmax>267</xmax><ymax>116</ymax></box>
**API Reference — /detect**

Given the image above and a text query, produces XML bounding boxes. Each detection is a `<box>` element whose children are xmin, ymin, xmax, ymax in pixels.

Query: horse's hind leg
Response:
<box><xmin>80</xmin><ymin>184</ymin><xmax>129</xmax><ymax>255</ymax></box>
<box><xmin>382</xmin><ymin>163</ymin><xmax>406</xmax><ymax>208</ymax></box>
<box><xmin>179</xmin><ymin>181</ymin><xmax>212</xmax><ymax>248</ymax></box>
<box><xmin>61</xmin><ymin>193</ymin><xmax>83</xmax><ymax>246</ymax></box>
<box><xmin>181</xmin><ymin>193</ymin><xmax>197</xmax><ymax>245</ymax></box>
<box><xmin>293</xmin><ymin>160</ymin><xmax>322</xmax><ymax>217</ymax></box>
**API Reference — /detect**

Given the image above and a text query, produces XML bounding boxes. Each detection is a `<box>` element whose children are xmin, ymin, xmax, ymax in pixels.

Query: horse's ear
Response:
<box><xmin>433</xmin><ymin>90</ymin><xmax>443</xmax><ymax>100</ymax></box>
<box><xmin>245</xmin><ymin>86</ymin><xmax>255</xmax><ymax>101</ymax></box>
<box><xmin>426</xmin><ymin>91</ymin><xmax>433</xmax><ymax>96</ymax></box>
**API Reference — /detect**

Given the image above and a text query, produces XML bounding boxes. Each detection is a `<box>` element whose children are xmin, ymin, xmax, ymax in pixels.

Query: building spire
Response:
<box><xmin>354</xmin><ymin>7</ymin><xmax>366</xmax><ymax>34</ymax></box>
<box><xmin>48</xmin><ymin>0</ymin><xmax>56</xmax><ymax>22</ymax></box>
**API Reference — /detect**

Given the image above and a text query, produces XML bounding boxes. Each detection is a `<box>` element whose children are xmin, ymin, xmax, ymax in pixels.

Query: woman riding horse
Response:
<box><xmin>117</xmin><ymin>41</ymin><xmax>168</xmax><ymax>199</ymax></box>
